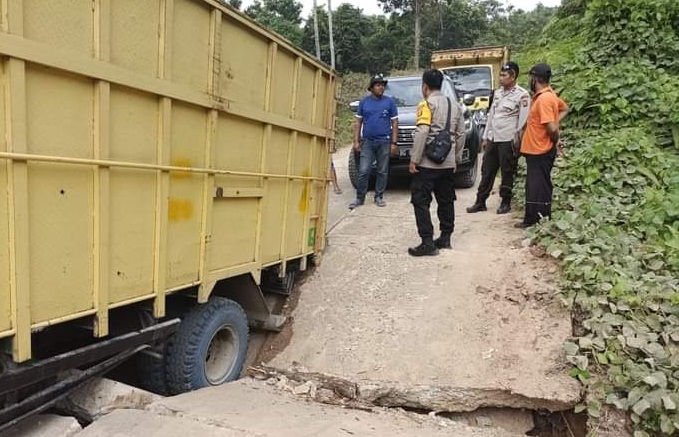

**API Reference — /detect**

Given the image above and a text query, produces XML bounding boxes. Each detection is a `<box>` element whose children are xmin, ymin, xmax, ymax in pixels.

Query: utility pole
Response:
<box><xmin>312</xmin><ymin>0</ymin><xmax>321</xmax><ymax>59</ymax></box>
<box><xmin>327</xmin><ymin>0</ymin><xmax>336</xmax><ymax>69</ymax></box>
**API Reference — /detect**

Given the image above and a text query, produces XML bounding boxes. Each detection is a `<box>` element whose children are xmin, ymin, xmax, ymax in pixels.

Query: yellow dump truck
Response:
<box><xmin>431</xmin><ymin>45</ymin><xmax>510</xmax><ymax>111</ymax></box>
<box><xmin>0</xmin><ymin>0</ymin><xmax>336</xmax><ymax>427</ymax></box>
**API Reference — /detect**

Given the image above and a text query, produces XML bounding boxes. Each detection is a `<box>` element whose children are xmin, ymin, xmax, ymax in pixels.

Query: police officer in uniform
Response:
<box><xmin>467</xmin><ymin>62</ymin><xmax>530</xmax><ymax>215</ymax></box>
<box><xmin>408</xmin><ymin>69</ymin><xmax>465</xmax><ymax>256</ymax></box>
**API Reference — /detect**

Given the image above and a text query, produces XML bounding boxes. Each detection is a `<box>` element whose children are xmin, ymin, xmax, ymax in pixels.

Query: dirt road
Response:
<box><xmin>263</xmin><ymin>146</ymin><xmax>581</xmax><ymax>414</ymax></box>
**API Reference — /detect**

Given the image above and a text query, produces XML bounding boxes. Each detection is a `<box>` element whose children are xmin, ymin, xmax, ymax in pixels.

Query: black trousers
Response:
<box><xmin>475</xmin><ymin>141</ymin><xmax>517</xmax><ymax>204</ymax></box>
<box><xmin>411</xmin><ymin>167</ymin><xmax>456</xmax><ymax>240</ymax></box>
<box><xmin>524</xmin><ymin>147</ymin><xmax>557</xmax><ymax>225</ymax></box>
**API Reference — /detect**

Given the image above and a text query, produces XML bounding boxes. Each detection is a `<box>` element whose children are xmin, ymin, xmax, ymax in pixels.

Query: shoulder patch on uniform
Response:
<box><xmin>521</xmin><ymin>97</ymin><xmax>529</xmax><ymax>107</ymax></box>
<box><xmin>416</xmin><ymin>100</ymin><xmax>432</xmax><ymax>126</ymax></box>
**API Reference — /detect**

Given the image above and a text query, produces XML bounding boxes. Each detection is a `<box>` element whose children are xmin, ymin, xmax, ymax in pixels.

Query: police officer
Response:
<box><xmin>408</xmin><ymin>69</ymin><xmax>465</xmax><ymax>256</ymax></box>
<box><xmin>350</xmin><ymin>74</ymin><xmax>398</xmax><ymax>209</ymax></box>
<box><xmin>467</xmin><ymin>61</ymin><xmax>529</xmax><ymax>215</ymax></box>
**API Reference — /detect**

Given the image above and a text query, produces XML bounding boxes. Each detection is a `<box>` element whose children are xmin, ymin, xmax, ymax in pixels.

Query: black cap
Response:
<box><xmin>501</xmin><ymin>61</ymin><xmax>520</xmax><ymax>76</ymax></box>
<box><xmin>528</xmin><ymin>63</ymin><xmax>552</xmax><ymax>79</ymax></box>
<box><xmin>368</xmin><ymin>74</ymin><xmax>388</xmax><ymax>90</ymax></box>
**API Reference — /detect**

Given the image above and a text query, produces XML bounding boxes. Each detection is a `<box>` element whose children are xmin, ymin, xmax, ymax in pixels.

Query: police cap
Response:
<box><xmin>501</xmin><ymin>61</ymin><xmax>520</xmax><ymax>77</ymax></box>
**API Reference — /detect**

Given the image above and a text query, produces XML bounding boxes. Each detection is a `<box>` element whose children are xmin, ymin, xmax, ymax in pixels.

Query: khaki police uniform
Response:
<box><xmin>409</xmin><ymin>90</ymin><xmax>465</xmax><ymax>245</ymax></box>
<box><xmin>473</xmin><ymin>85</ymin><xmax>530</xmax><ymax>208</ymax></box>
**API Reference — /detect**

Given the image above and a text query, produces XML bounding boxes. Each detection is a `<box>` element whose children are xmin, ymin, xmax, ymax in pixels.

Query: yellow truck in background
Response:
<box><xmin>0</xmin><ymin>0</ymin><xmax>336</xmax><ymax>428</ymax></box>
<box><xmin>431</xmin><ymin>45</ymin><xmax>510</xmax><ymax>112</ymax></box>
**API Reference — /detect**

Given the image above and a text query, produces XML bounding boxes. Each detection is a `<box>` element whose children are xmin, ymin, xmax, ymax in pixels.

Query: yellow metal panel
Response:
<box><xmin>153</xmin><ymin>98</ymin><xmax>171</xmax><ymax>317</ymax></box>
<box><xmin>0</xmin><ymin>59</ymin><xmax>10</xmax><ymax>332</ymax></box>
<box><xmin>214</xmin><ymin>114</ymin><xmax>263</xmax><ymax>184</ymax></box>
<box><xmin>171</xmin><ymin>0</ymin><xmax>210</xmax><ymax>92</ymax></box>
<box><xmin>28</xmin><ymin>163</ymin><xmax>94</xmax><ymax>324</ymax></box>
<box><xmin>284</xmin><ymin>133</ymin><xmax>312</xmax><ymax>258</ymax></box>
<box><xmin>166</xmin><ymin>102</ymin><xmax>206</xmax><ymax>288</ymax></box>
<box><xmin>219</xmin><ymin>20</ymin><xmax>268</xmax><ymax>109</ymax></box>
<box><xmin>110</xmin><ymin>86</ymin><xmax>158</xmax><ymax>163</ymax></box>
<box><xmin>109</xmin><ymin>169</ymin><xmax>156</xmax><ymax>304</ymax></box>
<box><xmin>260</xmin><ymin>179</ymin><xmax>285</xmax><ymax>264</ymax></box>
<box><xmin>271</xmin><ymin>51</ymin><xmax>295</xmax><ymax>118</ymax></box>
<box><xmin>295</xmin><ymin>65</ymin><xmax>316</xmax><ymax>124</ymax></box>
<box><xmin>23</xmin><ymin>0</ymin><xmax>93</xmax><ymax>56</ymax></box>
<box><xmin>315</xmin><ymin>73</ymin><xmax>330</xmax><ymax>128</ymax></box>
<box><xmin>285</xmin><ymin>180</ymin><xmax>305</xmax><ymax>258</ymax></box>
<box><xmin>0</xmin><ymin>32</ymin><xmax>329</xmax><ymax>139</ymax></box>
<box><xmin>258</xmin><ymin>126</ymin><xmax>290</xmax><ymax>263</ymax></box>
<box><xmin>25</xmin><ymin>66</ymin><xmax>94</xmax><ymax>158</ymax></box>
<box><xmin>209</xmin><ymin>198</ymin><xmax>258</xmax><ymax>270</ymax></box>
<box><xmin>110</xmin><ymin>0</ymin><xmax>160</xmax><ymax>77</ymax></box>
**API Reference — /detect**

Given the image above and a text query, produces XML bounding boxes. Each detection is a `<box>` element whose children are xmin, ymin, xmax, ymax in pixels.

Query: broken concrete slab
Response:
<box><xmin>75</xmin><ymin>409</ymin><xmax>248</xmax><ymax>437</ymax></box>
<box><xmin>136</xmin><ymin>379</ymin><xmax>522</xmax><ymax>437</ymax></box>
<box><xmin>59</xmin><ymin>377</ymin><xmax>161</xmax><ymax>422</ymax></box>
<box><xmin>2</xmin><ymin>414</ymin><xmax>82</xmax><ymax>437</ymax></box>
<box><xmin>265</xmin><ymin>181</ymin><xmax>582</xmax><ymax>412</ymax></box>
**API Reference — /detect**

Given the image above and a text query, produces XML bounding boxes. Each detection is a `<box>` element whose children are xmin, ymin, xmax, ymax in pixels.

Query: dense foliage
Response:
<box><xmin>235</xmin><ymin>0</ymin><xmax>556</xmax><ymax>73</ymax></box>
<box><xmin>519</xmin><ymin>0</ymin><xmax>679</xmax><ymax>434</ymax></box>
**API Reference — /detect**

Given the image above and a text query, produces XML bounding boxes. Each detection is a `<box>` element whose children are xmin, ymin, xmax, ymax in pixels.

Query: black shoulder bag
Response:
<box><xmin>424</xmin><ymin>98</ymin><xmax>452</xmax><ymax>164</ymax></box>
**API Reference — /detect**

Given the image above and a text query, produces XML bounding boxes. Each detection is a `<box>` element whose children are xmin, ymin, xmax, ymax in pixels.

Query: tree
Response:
<box><xmin>245</xmin><ymin>0</ymin><xmax>304</xmax><ymax>46</ymax></box>
<box><xmin>378</xmin><ymin>0</ymin><xmax>426</xmax><ymax>68</ymax></box>
<box><xmin>312</xmin><ymin>0</ymin><xmax>321</xmax><ymax>59</ymax></box>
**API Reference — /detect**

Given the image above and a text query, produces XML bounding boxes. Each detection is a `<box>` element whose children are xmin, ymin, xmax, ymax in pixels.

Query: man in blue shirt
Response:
<box><xmin>350</xmin><ymin>74</ymin><xmax>398</xmax><ymax>209</ymax></box>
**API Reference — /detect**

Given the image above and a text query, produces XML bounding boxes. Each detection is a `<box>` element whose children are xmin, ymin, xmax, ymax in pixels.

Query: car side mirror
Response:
<box><xmin>462</xmin><ymin>94</ymin><xmax>475</xmax><ymax>106</ymax></box>
<box><xmin>349</xmin><ymin>100</ymin><xmax>359</xmax><ymax>112</ymax></box>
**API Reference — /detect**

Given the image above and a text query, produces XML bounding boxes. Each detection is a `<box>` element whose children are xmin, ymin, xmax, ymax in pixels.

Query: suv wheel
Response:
<box><xmin>455</xmin><ymin>158</ymin><xmax>479</xmax><ymax>188</ymax></box>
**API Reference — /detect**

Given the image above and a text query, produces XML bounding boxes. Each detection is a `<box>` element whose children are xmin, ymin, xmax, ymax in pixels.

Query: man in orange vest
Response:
<box><xmin>517</xmin><ymin>64</ymin><xmax>568</xmax><ymax>228</ymax></box>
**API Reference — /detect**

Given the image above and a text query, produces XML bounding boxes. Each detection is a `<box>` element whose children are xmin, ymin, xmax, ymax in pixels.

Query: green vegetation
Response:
<box><xmin>237</xmin><ymin>0</ymin><xmax>556</xmax><ymax>73</ymax></box>
<box><xmin>516</xmin><ymin>0</ymin><xmax>679</xmax><ymax>434</ymax></box>
<box><xmin>239</xmin><ymin>0</ymin><xmax>679</xmax><ymax>434</ymax></box>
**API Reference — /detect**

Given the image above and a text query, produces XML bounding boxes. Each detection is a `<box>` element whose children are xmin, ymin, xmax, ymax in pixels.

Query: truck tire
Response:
<box><xmin>455</xmin><ymin>159</ymin><xmax>479</xmax><ymax>188</ymax></box>
<box><xmin>135</xmin><ymin>346</ymin><xmax>169</xmax><ymax>395</ymax></box>
<box><xmin>165</xmin><ymin>297</ymin><xmax>248</xmax><ymax>395</ymax></box>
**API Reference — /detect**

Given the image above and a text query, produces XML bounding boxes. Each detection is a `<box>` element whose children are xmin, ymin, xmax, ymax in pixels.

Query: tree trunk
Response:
<box><xmin>312</xmin><ymin>0</ymin><xmax>321</xmax><ymax>60</ymax></box>
<box><xmin>327</xmin><ymin>0</ymin><xmax>336</xmax><ymax>69</ymax></box>
<box><xmin>414</xmin><ymin>0</ymin><xmax>421</xmax><ymax>69</ymax></box>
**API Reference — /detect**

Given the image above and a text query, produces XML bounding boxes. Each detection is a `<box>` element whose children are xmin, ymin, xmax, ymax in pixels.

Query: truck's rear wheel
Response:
<box><xmin>165</xmin><ymin>298</ymin><xmax>248</xmax><ymax>395</ymax></box>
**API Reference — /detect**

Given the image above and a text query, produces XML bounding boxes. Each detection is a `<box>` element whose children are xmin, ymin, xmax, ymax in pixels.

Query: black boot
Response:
<box><xmin>466</xmin><ymin>202</ymin><xmax>487</xmax><ymax>213</ymax></box>
<box><xmin>408</xmin><ymin>238</ymin><xmax>439</xmax><ymax>257</ymax></box>
<box><xmin>496</xmin><ymin>201</ymin><xmax>511</xmax><ymax>215</ymax></box>
<box><xmin>434</xmin><ymin>233</ymin><xmax>452</xmax><ymax>249</ymax></box>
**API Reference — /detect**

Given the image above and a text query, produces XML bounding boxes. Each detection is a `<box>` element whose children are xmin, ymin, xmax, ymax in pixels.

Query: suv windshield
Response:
<box><xmin>443</xmin><ymin>66</ymin><xmax>492</xmax><ymax>98</ymax></box>
<box><xmin>385</xmin><ymin>79</ymin><xmax>422</xmax><ymax>107</ymax></box>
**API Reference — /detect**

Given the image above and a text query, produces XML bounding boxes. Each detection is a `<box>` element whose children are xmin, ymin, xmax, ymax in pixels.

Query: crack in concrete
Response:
<box><xmin>254</xmin><ymin>366</ymin><xmax>581</xmax><ymax>413</ymax></box>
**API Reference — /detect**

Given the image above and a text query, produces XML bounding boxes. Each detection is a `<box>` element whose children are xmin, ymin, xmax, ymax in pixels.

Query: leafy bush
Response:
<box><xmin>517</xmin><ymin>0</ymin><xmax>679</xmax><ymax>434</ymax></box>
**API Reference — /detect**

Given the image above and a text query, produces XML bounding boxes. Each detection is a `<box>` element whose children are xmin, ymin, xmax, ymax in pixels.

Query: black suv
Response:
<box><xmin>348</xmin><ymin>75</ymin><xmax>480</xmax><ymax>188</ymax></box>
